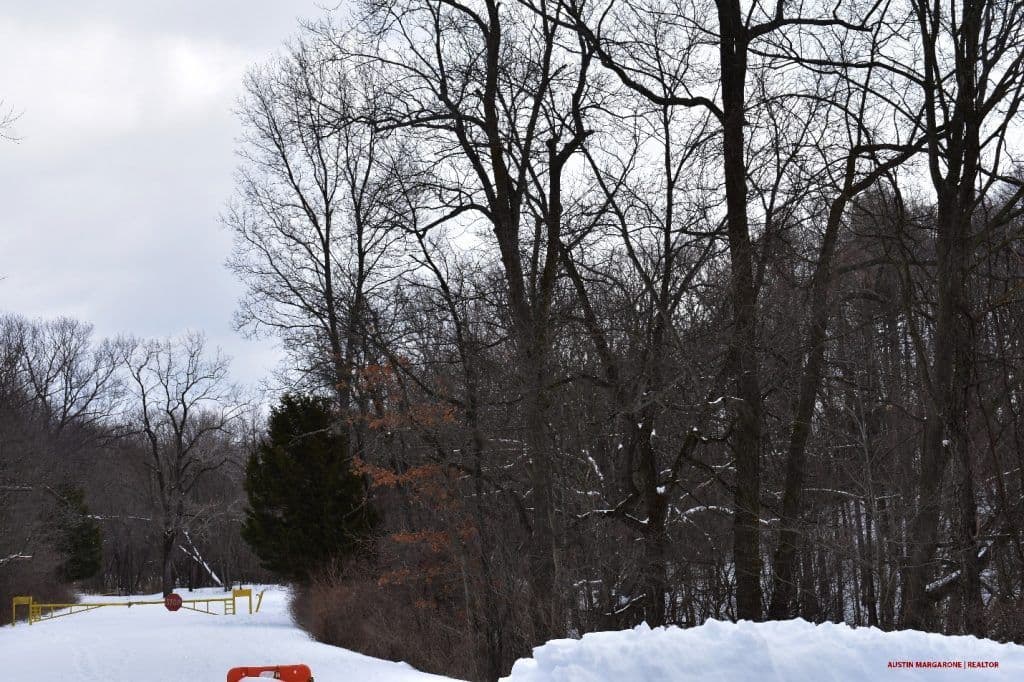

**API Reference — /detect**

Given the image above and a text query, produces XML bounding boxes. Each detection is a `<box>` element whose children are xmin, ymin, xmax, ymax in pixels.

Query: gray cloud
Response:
<box><xmin>0</xmin><ymin>1</ymin><xmax>326</xmax><ymax>388</ymax></box>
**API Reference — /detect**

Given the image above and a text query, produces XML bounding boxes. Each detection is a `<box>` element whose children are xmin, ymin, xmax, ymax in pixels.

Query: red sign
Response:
<box><xmin>164</xmin><ymin>593</ymin><xmax>183</xmax><ymax>612</ymax></box>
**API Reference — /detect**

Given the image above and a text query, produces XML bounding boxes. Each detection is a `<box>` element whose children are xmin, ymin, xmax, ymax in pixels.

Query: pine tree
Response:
<box><xmin>242</xmin><ymin>394</ymin><xmax>375</xmax><ymax>581</ymax></box>
<box><xmin>53</xmin><ymin>487</ymin><xmax>102</xmax><ymax>583</ymax></box>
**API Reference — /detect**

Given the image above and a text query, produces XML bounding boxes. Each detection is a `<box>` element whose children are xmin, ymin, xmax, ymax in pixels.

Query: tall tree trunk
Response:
<box><xmin>903</xmin><ymin>203</ymin><xmax>970</xmax><ymax>628</ymax></box>
<box><xmin>524</xmin><ymin>355</ymin><xmax>558</xmax><ymax>641</ymax></box>
<box><xmin>855</xmin><ymin>497</ymin><xmax>879</xmax><ymax>626</ymax></box>
<box><xmin>768</xmin><ymin>196</ymin><xmax>845</xmax><ymax>618</ymax></box>
<box><xmin>161</xmin><ymin>527</ymin><xmax>177</xmax><ymax>597</ymax></box>
<box><xmin>902</xmin><ymin>0</ymin><xmax>992</xmax><ymax>633</ymax></box>
<box><xmin>639</xmin><ymin>431</ymin><xmax>669</xmax><ymax>627</ymax></box>
<box><xmin>718</xmin><ymin>0</ymin><xmax>762</xmax><ymax>622</ymax></box>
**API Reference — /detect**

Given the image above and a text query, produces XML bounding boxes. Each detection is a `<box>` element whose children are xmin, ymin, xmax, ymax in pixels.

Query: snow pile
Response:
<box><xmin>0</xmin><ymin>586</ymin><xmax>452</xmax><ymax>682</ymax></box>
<box><xmin>503</xmin><ymin>619</ymin><xmax>1024</xmax><ymax>681</ymax></box>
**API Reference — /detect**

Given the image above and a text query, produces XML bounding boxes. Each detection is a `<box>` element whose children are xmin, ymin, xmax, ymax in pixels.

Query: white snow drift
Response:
<box><xmin>503</xmin><ymin>618</ymin><xmax>1024</xmax><ymax>681</ymax></box>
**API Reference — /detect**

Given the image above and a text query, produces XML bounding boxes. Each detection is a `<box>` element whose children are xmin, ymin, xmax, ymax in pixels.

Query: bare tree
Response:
<box><xmin>760</xmin><ymin>16</ymin><xmax>929</xmax><ymax>618</ymax></box>
<box><xmin>898</xmin><ymin>0</ymin><xmax>1024</xmax><ymax>635</ymax></box>
<box><xmin>561</xmin><ymin>0</ymin><xmax>887</xmax><ymax>620</ymax></box>
<box><xmin>226</xmin><ymin>39</ymin><xmax>403</xmax><ymax>412</ymax></box>
<box><xmin>0</xmin><ymin>99</ymin><xmax>19</xmax><ymax>142</ymax></box>
<box><xmin>119</xmin><ymin>332</ymin><xmax>246</xmax><ymax>596</ymax></box>
<box><xmin>0</xmin><ymin>315</ymin><xmax>122</xmax><ymax>608</ymax></box>
<box><xmin>341</xmin><ymin>0</ymin><xmax>599</xmax><ymax>639</ymax></box>
<box><xmin>20</xmin><ymin>317</ymin><xmax>123</xmax><ymax>437</ymax></box>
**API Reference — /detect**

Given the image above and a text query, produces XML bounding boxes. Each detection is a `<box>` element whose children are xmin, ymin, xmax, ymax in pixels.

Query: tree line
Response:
<box><xmin>223</xmin><ymin>0</ymin><xmax>1024</xmax><ymax>679</ymax></box>
<box><xmin>0</xmin><ymin>316</ymin><xmax>268</xmax><ymax>609</ymax></box>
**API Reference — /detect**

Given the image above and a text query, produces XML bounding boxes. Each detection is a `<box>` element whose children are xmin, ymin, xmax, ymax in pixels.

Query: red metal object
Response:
<box><xmin>226</xmin><ymin>664</ymin><xmax>314</xmax><ymax>681</ymax></box>
<box><xmin>163</xmin><ymin>593</ymin><xmax>182</xmax><ymax>612</ymax></box>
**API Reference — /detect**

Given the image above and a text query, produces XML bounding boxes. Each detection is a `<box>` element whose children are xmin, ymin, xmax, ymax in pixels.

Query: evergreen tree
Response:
<box><xmin>242</xmin><ymin>394</ymin><xmax>374</xmax><ymax>581</ymax></box>
<box><xmin>53</xmin><ymin>487</ymin><xmax>103</xmax><ymax>583</ymax></box>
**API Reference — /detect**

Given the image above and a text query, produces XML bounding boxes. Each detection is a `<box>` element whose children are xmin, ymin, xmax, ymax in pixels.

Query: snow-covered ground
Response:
<box><xmin>6</xmin><ymin>588</ymin><xmax>1024</xmax><ymax>681</ymax></box>
<box><xmin>503</xmin><ymin>619</ymin><xmax>1024</xmax><ymax>681</ymax></box>
<box><xmin>0</xmin><ymin>586</ymin><xmax>453</xmax><ymax>681</ymax></box>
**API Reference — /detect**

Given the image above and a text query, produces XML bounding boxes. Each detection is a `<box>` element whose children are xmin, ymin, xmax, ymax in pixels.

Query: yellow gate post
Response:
<box><xmin>12</xmin><ymin>596</ymin><xmax>32</xmax><ymax>626</ymax></box>
<box><xmin>254</xmin><ymin>589</ymin><xmax>265</xmax><ymax>614</ymax></box>
<box><xmin>232</xmin><ymin>588</ymin><xmax>252</xmax><ymax>615</ymax></box>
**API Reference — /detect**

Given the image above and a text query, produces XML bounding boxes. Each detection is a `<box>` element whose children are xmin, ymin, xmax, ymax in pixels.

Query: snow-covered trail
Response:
<box><xmin>0</xmin><ymin>587</ymin><xmax>456</xmax><ymax>681</ymax></box>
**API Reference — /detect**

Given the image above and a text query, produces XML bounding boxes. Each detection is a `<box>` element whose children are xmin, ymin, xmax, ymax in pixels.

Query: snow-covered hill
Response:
<box><xmin>0</xmin><ymin>587</ymin><xmax>453</xmax><ymax>681</ymax></box>
<box><xmin>503</xmin><ymin>619</ymin><xmax>1024</xmax><ymax>681</ymax></box>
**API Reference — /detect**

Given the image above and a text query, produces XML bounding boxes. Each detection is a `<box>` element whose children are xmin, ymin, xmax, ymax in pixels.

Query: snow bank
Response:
<box><xmin>503</xmin><ymin>619</ymin><xmax>1024</xmax><ymax>681</ymax></box>
<box><xmin>0</xmin><ymin>586</ymin><xmax>452</xmax><ymax>682</ymax></box>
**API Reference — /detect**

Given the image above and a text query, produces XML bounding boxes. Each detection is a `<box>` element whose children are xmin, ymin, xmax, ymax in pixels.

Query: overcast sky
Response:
<box><xmin>0</xmin><ymin>1</ymin><xmax>330</xmax><ymax>388</ymax></box>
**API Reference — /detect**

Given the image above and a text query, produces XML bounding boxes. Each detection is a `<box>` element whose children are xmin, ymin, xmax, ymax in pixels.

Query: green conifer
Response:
<box><xmin>242</xmin><ymin>394</ymin><xmax>374</xmax><ymax>581</ymax></box>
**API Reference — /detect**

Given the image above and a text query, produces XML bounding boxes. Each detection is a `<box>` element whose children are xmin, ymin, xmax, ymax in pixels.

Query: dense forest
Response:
<box><xmin>3</xmin><ymin>0</ymin><xmax>1024</xmax><ymax>680</ymax></box>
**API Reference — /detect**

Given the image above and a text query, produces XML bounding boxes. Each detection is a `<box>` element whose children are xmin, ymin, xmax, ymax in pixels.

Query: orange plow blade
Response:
<box><xmin>226</xmin><ymin>663</ymin><xmax>313</xmax><ymax>681</ymax></box>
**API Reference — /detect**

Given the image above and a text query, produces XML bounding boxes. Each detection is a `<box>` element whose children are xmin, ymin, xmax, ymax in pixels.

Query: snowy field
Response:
<box><xmin>0</xmin><ymin>586</ymin><xmax>453</xmax><ymax>681</ymax></box>
<box><xmin>5</xmin><ymin>588</ymin><xmax>1024</xmax><ymax>681</ymax></box>
<box><xmin>504</xmin><ymin>619</ymin><xmax>1024</xmax><ymax>681</ymax></box>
